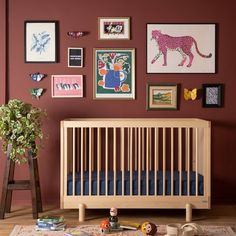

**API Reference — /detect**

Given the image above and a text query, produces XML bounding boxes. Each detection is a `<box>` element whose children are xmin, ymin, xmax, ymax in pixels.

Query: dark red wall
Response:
<box><xmin>0</xmin><ymin>0</ymin><xmax>236</xmax><ymax>205</ymax></box>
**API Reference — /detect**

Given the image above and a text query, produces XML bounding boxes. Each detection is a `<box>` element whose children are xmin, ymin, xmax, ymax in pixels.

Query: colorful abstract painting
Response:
<box><xmin>94</xmin><ymin>48</ymin><xmax>135</xmax><ymax>99</ymax></box>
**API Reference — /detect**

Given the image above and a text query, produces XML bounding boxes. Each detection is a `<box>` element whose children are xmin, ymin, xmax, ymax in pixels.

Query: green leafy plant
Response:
<box><xmin>0</xmin><ymin>99</ymin><xmax>46</xmax><ymax>164</ymax></box>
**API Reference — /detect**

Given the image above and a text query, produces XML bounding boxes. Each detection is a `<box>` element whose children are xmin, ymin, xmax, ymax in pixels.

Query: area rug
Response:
<box><xmin>9</xmin><ymin>224</ymin><xmax>236</xmax><ymax>236</ymax></box>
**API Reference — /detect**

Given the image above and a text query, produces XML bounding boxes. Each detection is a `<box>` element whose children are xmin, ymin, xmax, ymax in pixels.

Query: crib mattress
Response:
<box><xmin>67</xmin><ymin>171</ymin><xmax>204</xmax><ymax>196</ymax></box>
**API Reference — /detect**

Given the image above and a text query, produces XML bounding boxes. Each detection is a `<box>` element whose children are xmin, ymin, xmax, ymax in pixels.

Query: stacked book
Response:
<box><xmin>36</xmin><ymin>215</ymin><xmax>66</xmax><ymax>231</ymax></box>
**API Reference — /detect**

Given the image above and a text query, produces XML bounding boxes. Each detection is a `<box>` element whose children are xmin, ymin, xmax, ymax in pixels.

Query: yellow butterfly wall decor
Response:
<box><xmin>184</xmin><ymin>88</ymin><xmax>197</xmax><ymax>101</ymax></box>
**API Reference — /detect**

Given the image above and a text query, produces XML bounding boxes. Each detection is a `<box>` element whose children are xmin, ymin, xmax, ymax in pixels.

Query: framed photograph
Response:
<box><xmin>98</xmin><ymin>17</ymin><xmax>130</xmax><ymax>40</ymax></box>
<box><xmin>93</xmin><ymin>48</ymin><xmax>135</xmax><ymax>99</ymax></box>
<box><xmin>68</xmin><ymin>48</ymin><xmax>83</xmax><ymax>68</ymax></box>
<box><xmin>25</xmin><ymin>21</ymin><xmax>58</xmax><ymax>63</ymax></box>
<box><xmin>147</xmin><ymin>84</ymin><xmax>178</xmax><ymax>110</ymax></box>
<box><xmin>147</xmin><ymin>23</ymin><xmax>216</xmax><ymax>73</ymax></box>
<box><xmin>202</xmin><ymin>84</ymin><xmax>223</xmax><ymax>108</ymax></box>
<box><xmin>51</xmin><ymin>75</ymin><xmax>83</xmax><ymax>98</ymax></box>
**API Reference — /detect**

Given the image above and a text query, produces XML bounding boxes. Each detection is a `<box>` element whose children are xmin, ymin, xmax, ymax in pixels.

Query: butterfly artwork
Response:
<box><xmin>184</xmin><ymin>88</ymin><xmax>197</xmax><ymax>101</ymax></box>
<box><xmin>30</xmin><ymin>73</ymin><xmax>46</xmax><ymax>82</ymax></box>
<box><xmin>67</xmin><ymin>31</ymin><xmax>85</xmax><ymax>38</ymax></box>
<box><xmin>30</xmin><ymin>88</ymin><xmax>44</xmax><ymax>99</ymax></box>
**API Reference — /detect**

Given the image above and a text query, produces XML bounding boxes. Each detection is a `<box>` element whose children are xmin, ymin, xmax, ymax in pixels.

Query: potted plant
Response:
<box><xmin>0</xmin><ymin>99</ymin><xmax>46</xmax><ymax>164</ymax></box>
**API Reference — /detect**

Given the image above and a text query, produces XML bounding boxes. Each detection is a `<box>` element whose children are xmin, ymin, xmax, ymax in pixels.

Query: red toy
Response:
<box><xmin>100</xmin><ymin>219</ymin><xmax>110</xmax><ymax>233</ymax></box>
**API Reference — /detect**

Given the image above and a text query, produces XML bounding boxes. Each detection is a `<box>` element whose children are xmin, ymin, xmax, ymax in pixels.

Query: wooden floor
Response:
<box><xmin>0</xmin><ymin>205</ymin><xmax>236</xmax><ymax>235</ymax></box>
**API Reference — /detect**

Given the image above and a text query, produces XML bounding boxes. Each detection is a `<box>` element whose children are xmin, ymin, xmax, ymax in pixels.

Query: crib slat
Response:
<box><xmin>64</xmin><ymin>127</ymin><xmax>68</xmax><ymax>197</ymax></box>
<box><xmin>195</xmin><ymin>128</ymin><xmax>199</xmax><ymax>196</ymax></box>
<box><xmin>178</xmin><ymin>128</ymin><xmax>182</xmax><ymax>196</ymax></box>
<box><xmin>163</xmin><ymin>128</ymin><xmax>166</xmax><ymax>196</ymax></box>
<box><xmin>72</xmin><ymin>128</ymin><xmax>75</xmax><ymax>196</ymax></box>
<box><xmin>186</xmin><ymin>128</ymin><xmax>190</xmax><ymax>196</ymax></box>
<box><xmin>121</xmin><ymin>128</ymin><xmax>125</xmax><ymax>196</ymax></box>
<box><xmin>81</xmin><ymin>128</ymin><xmax>84</xmax><ymax>196</ymax></box>
<box><xmin>149</xmin><ymin>128</ymin><xmax>152</xmax><ymax>171</ymax></box>
<box><xmin>105</xmin><ymin>128</ymin><xmax>108</xmax><ymax>196</ymax></box>
<box><xmin>130</xmin><ymin>128</ymin><xmax>133</xmax><ymax>195</ymax></box>
<box><xmin>128</xmin><ymin>128</ymin><xmax>130</xmax><ymax>171</ymax></box>
<box><xmin>142</xmin><ymin>128</ymin><xmax>144</xmax><ymax>171</ymax></box>
<box><xmin>89</xmin><ymin>128</ymin><xmax>92</xmax><ymax>196</ymax></box>
<box><xmin>84</xmin><ymin>129</ymin><xmax>87</xmax><ymax>171</ymax></box>
<box><xmin>171</xmin><ymin>128</ymin><xmax>174</xmax><ymax>196</ymax></box>
<box><xmin>113</xmin><ymin>128</ymin><xmax>116</xmax><ymax>196</ymax></box>
<box><xmin>134</xmin><ymin>128</ymin><xmax>137</xmax><ymax>171</ymax></box>
<box><xmin>154</xmin><ymin>128</ymin><xmax>158</xmax><ymax>196</ymax></box>
<box><xmin>138</xmin><ymin>127</ymin><xmax>141</xmax><ymax>196</ymax></box>
<box><xmin>97</xmin><ymin>128</ymin><xmax>101</xmax><ymax>196</ymax></box>
<box><xmin>146</xmin><ymin>128</ymin><xmax>149</xmax><ymax>195</ymax></box>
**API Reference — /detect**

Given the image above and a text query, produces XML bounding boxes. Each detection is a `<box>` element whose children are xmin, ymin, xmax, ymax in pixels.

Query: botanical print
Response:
<box><xmin>52</xmin><ymin>75</ymin><xmax>83</xmax><ymax>98</ymax></box>
<box><xmin>147</xmin><ymin>24</ymin><xmax>215</xmax><ymax>73</ymax></box>
<box><xmin>206</xmin><ymin>87</ymin><xmax>218</xmax><ymax>104</ymax></box>
<box><xmin>25</xmin><ymin>21</ymin><xmax>57</xmax><ymax>62</ymax></box>
<box><xmin>94</xmin><ymin>49</ymin><xmax>135</xmax><ymax>99</ymax></box>
<box><xmin>31</xmin><ymin>31</ymin><xmax>51</xmax><ymax>54</ymax></box>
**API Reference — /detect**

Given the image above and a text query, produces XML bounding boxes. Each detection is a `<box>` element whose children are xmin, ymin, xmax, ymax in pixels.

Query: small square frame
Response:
<box><xmin>68</xmin><ymin>48</ymin><xmax>83</xmax><ymax>68</ymax></box>
<box><xmin>98</xmin><ymin>17</ymin><xmax>130</xmax><ymax>40</ymax></box>
<box><xmin>51</xmin><ymin>75</ymin><xmax>83</xmax><ymax>98</ymax></box>
<box><xmin>147</xmin><ymin>83</ymin><xmax>178</xmax><ymax>110</ymax></box>
<box><xmin>24</xmin><ymin>21</ymin><xmax>58</xmax><ymax>63</ymax></box>
<box><xmin>202</xmin><ymin>83</ymin><xmax>223</xmax><ymax>107</ymax></box>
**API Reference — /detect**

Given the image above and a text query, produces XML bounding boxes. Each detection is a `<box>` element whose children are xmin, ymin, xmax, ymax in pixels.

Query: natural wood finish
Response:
<box><xmin>0</xmin><ymin>145</ymin><xmax>42</xmax><ymax>219</ymax></box>
<box><xmin>186</xmin><ymin>203</ymin><xmax>192</xmax><ymax>222</ymax></box>
<box><xmin>78</xmin><ymin>203</ymin><xmax>85</xmax><ymax>222</ymax></box>
<box><xmin>60</xmin><ymin>118</ymin><xmax>211</xmax><ymax>222</ymax></box>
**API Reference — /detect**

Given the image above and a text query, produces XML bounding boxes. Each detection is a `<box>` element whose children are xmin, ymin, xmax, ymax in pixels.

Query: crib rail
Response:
<box><xmin>60</xmin><ymin>118</ymin><xmax>211</xmax><ymax>209</ymax></box>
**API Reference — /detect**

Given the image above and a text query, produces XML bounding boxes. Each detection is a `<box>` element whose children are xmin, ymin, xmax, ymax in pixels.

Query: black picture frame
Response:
<box><xmin>68</xmin><ymin>48</ymin><xmax>83</xmax><ymax>68</ymax></box>
<box><xmin>202</xmin><ymin>84</ymin><xmax>223</xmax><ymax>108</ymax></box>
<box><xmin>24</xmin><ymin>21</ymin><xmax>58</xmax><ymax>63</ymax></box>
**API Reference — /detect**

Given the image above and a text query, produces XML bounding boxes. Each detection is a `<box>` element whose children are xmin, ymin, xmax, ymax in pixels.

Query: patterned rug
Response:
<box><xmin>9</xmin><ymin>224</ymin><xmax>236</xmax><ymax>236</ymax></box>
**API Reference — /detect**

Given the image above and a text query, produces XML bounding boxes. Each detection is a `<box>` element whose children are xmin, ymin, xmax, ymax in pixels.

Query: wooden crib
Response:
<box><xmin>60</xmin><ymin>118</ymin><xmax>211</xmax><ymax>222</ymax></box>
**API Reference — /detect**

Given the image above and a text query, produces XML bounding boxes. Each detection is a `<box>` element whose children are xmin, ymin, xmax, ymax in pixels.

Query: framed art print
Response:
<box><xmin>25</xmin><ymin>21</ymin><xmax>58</xmax><ymax>63</ymax></box>
<box><xmin>147</xmin><ymin>84</ymin><xmax>178</xmax><ymax>110</ymax></box>
<box><xmin>51</xmin><ymin>75</ymin><xmax>83</xmax><ymax>98</ymax></box>
<box><xmin>147</xmin><ymin>23</ymin><xmax>216</xmax><ymax>73</ymax></box>
<box><xmin>68</xmin><ymin>48</ymin><xmax>83</xmax><ymax>68</ymax></box>
<box><xmin>202</xmin><ymin>84</ymin><xmax>223</xmax><ymax>107</ymax></box>
<box><xmin>98</xmin><ymin>17</ymin><xmax>130</xmax><ymax>40</ymax></box>
<box><xmin>93</xmin><ymin>48</ymin><xmax>135</xmax><ymax>99</ymax></box>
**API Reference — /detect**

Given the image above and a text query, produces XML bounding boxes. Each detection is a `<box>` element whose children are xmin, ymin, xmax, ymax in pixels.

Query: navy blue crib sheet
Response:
<box><xmin>67</xmin><ymin>171</ymin><xmax>204</xmax><ymax>196</ymax></box>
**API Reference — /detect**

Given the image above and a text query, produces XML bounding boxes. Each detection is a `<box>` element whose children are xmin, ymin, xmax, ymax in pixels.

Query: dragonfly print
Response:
<box><xmin>31</xmin><ymin>31</ymin><xmax>51</xmax><ymax>54</ymax></box>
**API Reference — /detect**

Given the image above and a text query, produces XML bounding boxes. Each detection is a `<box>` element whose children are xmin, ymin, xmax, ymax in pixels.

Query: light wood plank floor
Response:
<box><xmin>0</xmin><ymin>205</ymin><xmax>235</xmax><ymax>235</ymax></box>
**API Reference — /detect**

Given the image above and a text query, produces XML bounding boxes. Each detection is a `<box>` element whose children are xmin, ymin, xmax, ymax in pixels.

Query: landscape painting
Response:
<box><xmin>147</xmin><ymin>84</ymin><xmax>178</xmax><ymax>110</ymax></box>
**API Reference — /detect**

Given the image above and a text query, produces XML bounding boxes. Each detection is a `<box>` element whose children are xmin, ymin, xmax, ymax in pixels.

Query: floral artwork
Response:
<box><xmin>31</xmin><ymin>31</ymin><xmax>51</xmax><ymax>54</ymax></box>
<box><xmin>25</xmin><ymin>21</ymin><xmax>57</xmax><ymax>63</ymax></box>
<box><xmin>94</xmin><ymin>49</ymin><xmax>135</xmax><ymax>99</ymax></box>
<box><xmin>98</xmin><ymin>17</ymin><xmax>130</xmax><ymax>40</ymax></box>
<box><xmin>147</xmin><ymin>24</ymin><xmax>216</xmax><ymax>73</ymax></box>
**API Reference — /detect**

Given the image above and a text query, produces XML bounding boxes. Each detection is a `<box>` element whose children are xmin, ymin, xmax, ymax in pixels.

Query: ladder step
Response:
<box><xmin>7</xmin><ymin>180</ymin><xmax>31</xmax><ymax>190</ymax></box>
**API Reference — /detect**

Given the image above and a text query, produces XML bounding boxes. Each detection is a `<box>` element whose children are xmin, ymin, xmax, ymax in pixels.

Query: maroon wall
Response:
<box><xmin>0</xmin><ymin>0</ymin><xmax>236</xmax><ymax>205</ymax></box>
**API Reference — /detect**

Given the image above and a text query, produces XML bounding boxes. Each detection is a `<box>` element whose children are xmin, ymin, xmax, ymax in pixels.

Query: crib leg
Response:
<box><xmin>78</xmin><ymin>203</ymin><xmax>85</xmax><ymax>222</ymax></box>
<box><xmin>186</xmin><ymin>203</ymin><xmax>192</xmax><ymax>222</ymax></box>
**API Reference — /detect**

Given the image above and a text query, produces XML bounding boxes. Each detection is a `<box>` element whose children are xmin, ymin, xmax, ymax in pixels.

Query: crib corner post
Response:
<box><xmin>78</xmin><ymin>203</ymin><xmax>86</xmax><ymax>222</ymax></box>
<box><xmin>186</xmin><ymin>203</ymin><xmax>192</xmax><ymax>222</ymax></box>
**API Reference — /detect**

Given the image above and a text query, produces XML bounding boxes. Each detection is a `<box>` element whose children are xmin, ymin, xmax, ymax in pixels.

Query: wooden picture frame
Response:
<box><xmin>51</xmin><ymin>75</ymin><xmax>83</xmax><ymax>98</ymax></box>
<box><xmin>98</xmin><ymin>17</ymin><xmax>130</xmax><ymax>40</ymax></box>
<box><xmin>147</xmin><ymin>83</ymin><xmax>178</xmax><ymax>110</ymax></box>
<box><xmin>202</xmin><ymin>84</ymin><xmax>223</xmax><ymax>108</ymax></box>
<box><xmin>147</xmin><ymin>23</ymin><xmax>216</xmax><ymax>73</ymax></box>
<box><xmin>93</xmin><ymin>48</ymin><xmax>135</xmax><ymax>99</ymax></box>
<box><xmin>25</xmin><ymin>21</ymin><xmax>58</xmax><ymax>63</ymax></box>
